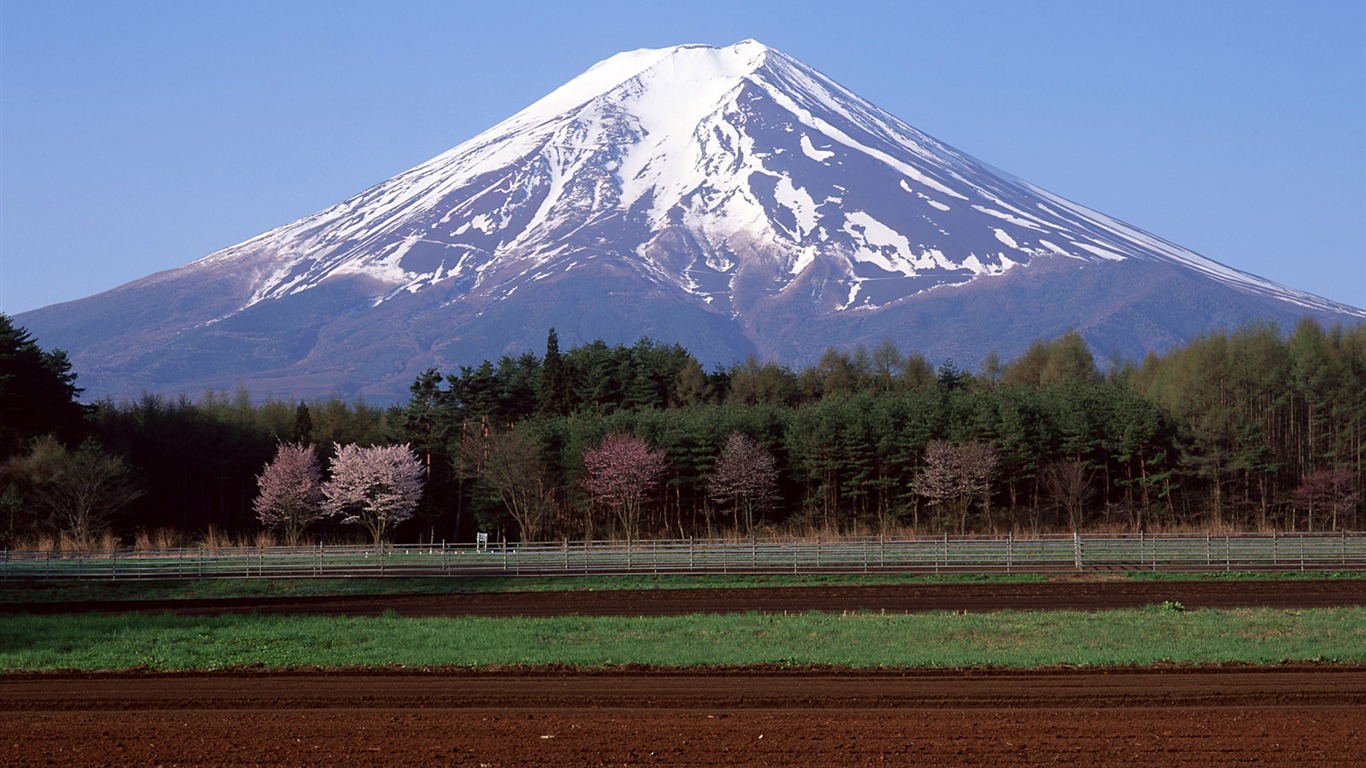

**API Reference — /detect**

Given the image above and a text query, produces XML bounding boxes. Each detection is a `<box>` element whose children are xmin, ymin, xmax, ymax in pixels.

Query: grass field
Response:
<box><xmin>0</xmin><ymin>573</ymin><xmax>1038</xmax><ymax>604</ymax></box>
<box><xmin>4</xmin><ymin>572</ymin><xmax>1361</xmax><ymax>673</ymax></box>
<box><xmin>2</xmin><ymin>605</ymin><xmax>1362</xmax><ymax>672</ymax></box>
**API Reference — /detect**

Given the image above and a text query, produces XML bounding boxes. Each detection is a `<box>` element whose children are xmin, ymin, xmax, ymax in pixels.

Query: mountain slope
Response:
<box><xmin>17</xmin><ymin>40</ymin><xmax>1363</xmax><ymax>401</ymax></box>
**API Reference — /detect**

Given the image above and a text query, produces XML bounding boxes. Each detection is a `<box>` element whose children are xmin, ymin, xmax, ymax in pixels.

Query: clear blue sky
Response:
<box><xmin>3</xmin><ymin>0</ymin><xmax>1363</xmax><ymax>315</ymax></box>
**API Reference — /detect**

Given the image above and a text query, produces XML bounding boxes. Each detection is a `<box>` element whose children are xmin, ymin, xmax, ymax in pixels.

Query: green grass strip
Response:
<box><xmin>0</xmin><ymin>573</ymin><xmax>1041</xmax><ymax>604</ymax></box>
<box><xmin>2</xmin><ymin>605</ymin><xmax>1362</xmax><ymax>672</ymax></box>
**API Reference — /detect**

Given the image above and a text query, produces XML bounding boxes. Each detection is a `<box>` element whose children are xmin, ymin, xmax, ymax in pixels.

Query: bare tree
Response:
<box><xmin>707</xmin><ymin>432</ymin><xmax>779</xmax><ymax>534</ymax></box>
<box><xmin>1043</xmin><ymin>459</ymin><xmax>1095</xmax><ymax>531</ymax></box>
<box><xmin>254</xmin><ymin>442</ymin><xmax>325</xmax><ymax>546</ymax></box>
<box><xmin>7</xmin><ymin>436</ymin><xmax>141</xmax><ymax>545</ymax></box>
<box><xmin>582</xmin><ymin>432</ymin><xmax>666</xmax><ymax>542</ymax></box>
<box><xmin>1291</xmin><ymin>469</ymin><xmax>1360</xmax><ymax>532</ymax></box>
<box><xmin>322</xmin><ymin>443</ymin><xmax>424</xmax><ymax>546</ymax></box>
<box><xmin>915</xmin><ymin>439</ymin><xmax>998</xmax><ymax>533</ymax></box>
<box><xmin>475</xmin><ymin>428</ymin><xmax>557</xmax><ymax>542</ymax></box>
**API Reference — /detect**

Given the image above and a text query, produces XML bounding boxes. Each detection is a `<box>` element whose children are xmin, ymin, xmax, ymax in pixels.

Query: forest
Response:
<box><xmin>2</xmin><ymin>314</ymin><xmax>1362</xmax><ymax>548</ymax></box>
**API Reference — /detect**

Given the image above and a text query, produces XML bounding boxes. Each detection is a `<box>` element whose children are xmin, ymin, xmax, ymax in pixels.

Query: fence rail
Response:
<box><xmin>2</xmin><ymin>531</ymin><xmax>1364</xmax><ymax>581</ymax></box>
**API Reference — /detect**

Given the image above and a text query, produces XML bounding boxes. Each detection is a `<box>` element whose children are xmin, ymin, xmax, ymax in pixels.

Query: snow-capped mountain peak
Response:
<box><xmin>189</xmin><ymin>39</ymin><xmax>1350</xmax><ymax>322</ymax></box>
<box><xmin>18</xmin><ymin>41</ymin><xmax>1362</xmax><ymax>402</ymax></box>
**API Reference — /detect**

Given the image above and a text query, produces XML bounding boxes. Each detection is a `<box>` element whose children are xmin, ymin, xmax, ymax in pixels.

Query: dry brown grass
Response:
<box><xmin>131</xmin><ymin>527</ymin><xmax>183</xmax><ymax>553</ymax></box>
<box><xmin>200</xmin><ymin>525</ymin><xmax>229</xmax><ymax>555</ymax></box>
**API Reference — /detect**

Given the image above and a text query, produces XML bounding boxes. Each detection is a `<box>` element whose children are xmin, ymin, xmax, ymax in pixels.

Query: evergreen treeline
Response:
<box><xmin>2</xmin><ymin>317</ymin><xmax>1362</xmax><ymax>545</ymax></box>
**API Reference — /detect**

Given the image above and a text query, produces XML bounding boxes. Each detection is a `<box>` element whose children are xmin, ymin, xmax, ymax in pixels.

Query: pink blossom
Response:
<box><xmin>322</xmin><ymin>443</ymin><xmax>424</xmax><ymax>545</ymax></box>
<box><xmin>707</xmin><ymin>432</ymin><xmax>778</xmax><ymax>533</ymax></box>
<box><xmin>253</xmin><ymin>442</ymin><xmax>324</xmax><ymax>546</ymax></box>
<box><xmin>582</xmin><ymin>433</ymin><xmax>666</xmax><ymax>541</ymax></box>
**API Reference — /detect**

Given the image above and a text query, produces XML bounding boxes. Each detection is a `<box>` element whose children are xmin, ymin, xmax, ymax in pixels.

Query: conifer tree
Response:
<box><xmin>291</xmin><ymin>402</ymin><xmax>314</xmax><ymax>444</ymax></box>
<box><xmin>0</xmin><ymin>314</ymin><xmax>86</xmax><ymax>457</ymax></box>
<box><xmin>538</xmin><ymin>328</ymin><xmax>571</xmax><ymax>416</ymax></box>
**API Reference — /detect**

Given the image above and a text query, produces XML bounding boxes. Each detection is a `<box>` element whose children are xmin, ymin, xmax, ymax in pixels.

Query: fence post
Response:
<box><xmin>1006</xmin><ymin>533</ymin><xmax>1013</xmax><ymax>574</ymax></box>
<box><xmin>1073</xmin><ymin>532</ymin><xmax>1083</xmax><ymax>571</ymax></box>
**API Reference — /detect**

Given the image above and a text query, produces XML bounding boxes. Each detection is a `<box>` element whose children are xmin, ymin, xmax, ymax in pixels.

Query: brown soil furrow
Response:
<box><xmin>3</xmin><ymin>669</ymin><xmax>1364</xmax><ymax>767</ymax></box>
<box><xmin>3</xmin><ymin>578</ymin><xmax>1364</xmax><ymax>617</ymax></box>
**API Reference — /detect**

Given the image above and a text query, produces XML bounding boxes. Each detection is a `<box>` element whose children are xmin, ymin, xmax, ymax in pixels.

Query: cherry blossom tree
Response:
<box><xmin>1291</xmin><ymin>468</ymin><xmax>1360</xmax><ymax>532</ymax></box>
<box><xmin>707</xmin><ymin>432</ymin><xmax>779</xmax><ymax>534</ymax></box>
<box><xmin>253</xmin><ymin>442</ymin><xmax>325</xmax><ymax>546</ymax></box>
<box><xmin>322</xmin><ymin>443</ymin><xmax>424</xmax><ymax>546</ymax></box>
<box><xmin>581</xmin><ymin>432</ymin><xmax>666</xmax><ymax>542</ymax></box>
<box><xmin>915</xmin><ymin>440</ymin><xmax>998</xmax><ymax>533</ymax></box>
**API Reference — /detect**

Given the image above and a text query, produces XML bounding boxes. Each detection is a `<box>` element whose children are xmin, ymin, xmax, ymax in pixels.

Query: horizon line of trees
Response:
<box><xmin>2</xmin><ymin>313</ymin><xmax>1362</xmax><ymax>546</ymax></box>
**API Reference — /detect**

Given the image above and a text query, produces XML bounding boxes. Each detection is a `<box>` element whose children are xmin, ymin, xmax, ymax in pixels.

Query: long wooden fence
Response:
<box><xmin>2</xmin><ymin>531</ymin><xmax>1363</xmax><ymax>581</ymax></box>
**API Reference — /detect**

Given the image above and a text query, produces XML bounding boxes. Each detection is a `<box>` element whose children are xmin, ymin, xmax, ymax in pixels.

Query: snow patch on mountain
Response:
<box><xmin>800</xmin><ymin>134</ymin><xmax>835</xmax><ymax>162</ymax></box>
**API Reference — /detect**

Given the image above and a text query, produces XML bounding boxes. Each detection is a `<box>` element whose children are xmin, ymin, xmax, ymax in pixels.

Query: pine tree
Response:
<box><xmin>537</xmin><ymin>328</ymin><xmax>571</xmax><ymax>416</ymax></box>
<box><xmin>291</xmin><ymin>402</ymin><xmax>314</xmax><ymax>444</ymax></box>
<box><xmin>0</xmin><ymin>314</ymin><xmax>86</xmax><ymax>457</ymax></box>
<box><xmin>672</xmin><ymin>356</ymin><xmax>714</xmax><ymax>407</ymax></box>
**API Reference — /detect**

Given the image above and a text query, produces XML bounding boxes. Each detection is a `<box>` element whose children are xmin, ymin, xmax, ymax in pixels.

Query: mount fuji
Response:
<box><xmin>17</xmin><ymin>40</ymin><xmax>1364</xmax><ymax>401</ymax></box>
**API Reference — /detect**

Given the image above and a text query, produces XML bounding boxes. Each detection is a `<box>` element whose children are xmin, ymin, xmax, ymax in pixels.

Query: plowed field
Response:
<box><xmin>3</xmin><ymin>579</ymin><xmax>1364</xmax><ymax>766</ymax></box>
<box><xmin>5</xmin><ymin>576</ymin><xmax>1363</xmax><ymax>617</ymax></box>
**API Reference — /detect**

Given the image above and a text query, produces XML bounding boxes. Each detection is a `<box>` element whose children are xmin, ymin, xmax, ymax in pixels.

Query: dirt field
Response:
<box><xmin>4</xmin><ymin>576</ymin><xmax>1364</xmax><ymax>617</ymax></box>
<box><xmin>3</xmin><ymin>579</ymin><xmax>1364</xmax><ymax>766</ymax></box>
<box><xmin>3</xmin><ymin>668</ymin><xmax>1364</xmax><ymax>767</ymax></box>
